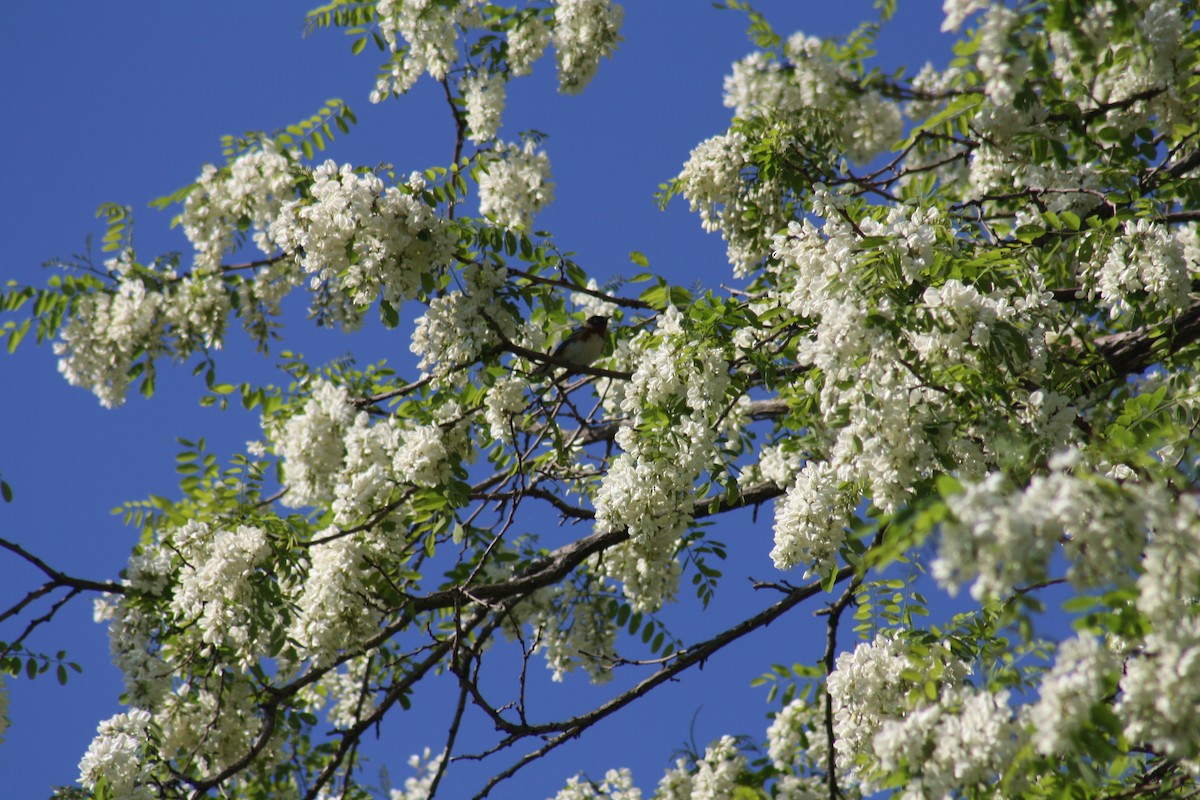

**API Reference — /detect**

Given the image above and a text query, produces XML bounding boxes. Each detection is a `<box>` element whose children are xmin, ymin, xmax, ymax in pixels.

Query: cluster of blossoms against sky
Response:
<box><xmin>51</xmin><ymin>0</ymin><xmax>1200</xmax><ymax>798</ymax></box>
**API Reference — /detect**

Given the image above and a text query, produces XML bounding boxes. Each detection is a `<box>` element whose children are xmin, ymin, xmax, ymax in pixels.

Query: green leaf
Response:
<box><xmin>380</xmin><ymin>299</ymin><xmax>400</xmax><ymax>329</ymax></box>
<box><xmin>935</xmin><ymin>474</ymin><xmax>962</xmax><ymax>498</ymax></box>
<box><xmin>6</xmin><ymin>318</ymin><xmax>31</xmax><ymax>353</ymax></box>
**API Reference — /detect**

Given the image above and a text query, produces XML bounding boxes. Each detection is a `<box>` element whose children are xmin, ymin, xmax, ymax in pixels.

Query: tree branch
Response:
<box><xmin>473</xmin><ymin>563</ymin><xmax>855</xmax><ymax>798</ymax></box>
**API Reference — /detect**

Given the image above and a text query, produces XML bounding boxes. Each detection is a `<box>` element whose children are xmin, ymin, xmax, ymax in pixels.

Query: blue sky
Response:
<box><xmin>0</xmin><ymin>3</ymin><xmax>963</xmax><ymax>797</ymax></box>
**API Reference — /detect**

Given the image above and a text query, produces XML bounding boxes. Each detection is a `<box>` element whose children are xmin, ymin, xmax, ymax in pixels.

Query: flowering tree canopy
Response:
<box><xmin>4</xmin><ymin>0</ymin><xmax>1200</xmax><ymax>798</ymax></box>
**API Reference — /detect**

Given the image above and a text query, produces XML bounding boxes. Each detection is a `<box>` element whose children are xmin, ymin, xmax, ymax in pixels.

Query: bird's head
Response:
<box><xmin>584</xmin><ymin>315</ymin><xmax>609</xmax><ymax>333</ymax></box>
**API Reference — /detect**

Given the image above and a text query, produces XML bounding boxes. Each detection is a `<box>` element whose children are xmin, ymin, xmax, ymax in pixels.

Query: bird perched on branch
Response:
<box><xmin>531</xmin><ymin>315</ymin><xmax>609</xmax><ymax>378</ymax></box>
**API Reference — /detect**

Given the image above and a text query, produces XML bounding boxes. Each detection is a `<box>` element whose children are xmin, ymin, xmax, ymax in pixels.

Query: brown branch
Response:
<box><xmin>1094</xmin><ymin>299</ymin><xmax>1200</xmax><ymax>384</ymax></box>
<box><xmin>472</xmin><ymin>563</ymin><xmax>855</xmax><ymax>798</ymax></box>
<box><xmin>507</xmin><ymin>265</ymin><xmax>655</xmax><ymax>310</ymax></box>
<box><xmin>500</xmin><ymin>339</ymin><xmax>633</xmax><ymax>382</ymax></box>
<box><xmin>441</xmin><ymin>77</ymin><xmax>467</xmax><ymax>220</ymax></box>
<box><xmin>0</xmin><ymin>537</ymin><xmax>124</xmax><ymax>594</ymax></box>
<box><xmin>561</xmin><ymin>398</ymin><xmax>791</xmax><ymax>447</ymax></box>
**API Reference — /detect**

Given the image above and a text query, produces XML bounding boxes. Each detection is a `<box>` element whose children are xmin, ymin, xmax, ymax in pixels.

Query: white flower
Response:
<box><xmin>941</xmin><ymin>0</ymin><xmax>990</xmax><ymax>32</ymax></box>
<box><xmin>508</xmin><ymin>13</ymin><xmax>551</xmax><ymax>76</ymax></box>
<box><xmin>54</xmin><ymin>275</ymin><xmax>164</xmax><ymax>408</ymax></box>
<box><xmin>269</xmin><ymin>163</ymin><xmax>454</xmax><ymax>329</ymax></box>
<box><xmin>462</xmin><ymin>69</ymin><xmax>506</xmax><ymax>143</ymax></box>
<box><xmin>766</xmin><ymin>699</ymin><xmax>828</xmax><ymax>772</ymax></box>
<box><xmin>723</xmin><ymin>34</ymin><xmax>901</xmax><ymax>164</ymax></box>
<box><xmin>485</xmin><ymin>374</ymin><xmax>529</xmax><ymax>444</ymax></box>
<box><xmin>289</xmin><ymin>527</ymin><xmax>378</xmax><ymax>665</ymax></box>
<box><xmin>478</xmin><ymin>140</ymin><xmax>555</xmax><ymax>229</ymax></box>
<box><xmin>372</xmin><ymin>0</ymin><xmax>479</xmax><ymax>99</ymax></box>
<box><xmin>272</xmin><ymin>380</ymin><xmax>356</xmax><ymax>508</ymax></box>
<box><xmin>410</xmin><ymin>266</ymin><xmax>517</xmax><ymax>384</ymax></box>
<box><xmin>182</xmin><ymin>142</ymin><xmax>294</xmax><ymax>272</ymax></box>
<box><xmin>552</xmin><ymin>0</ymin><xmax>623</xmax><ymax>95</ymax></box>
<box><xmin>592</xmin><ymin>324</ymin><xmax>730</xmax><ymax>611</ymax></box>
<box><xmin>827</xmin><ymin>634</ymin><xmax>915</xmax><ymax>770</ymax></box>
<box><xmin>390</xmin><ymin>748</ymin><xmax>445</xmax><ymax>800</ymax></box>
<box><xmin>874</xmin><ymin>687</ymin><xmax>1018</xmax><ymax>800</ymax></box>
<box><xmin>1029</xmin><ymin>636</ymin><xmax>1115</xmax><ymax>754</ymax></box>
<box><xmin>78</xmin><ymin>709</ymin><xmax>156</xmax><ymax>800</ymax></box>
<box><xmin>1087</xmin><ymin>219</ymin><xmax>1189</xmax><ymax>319</ymax></box>
<box><xmin>677</xmin><ymin>129</ymin><xmax>785</xmax><ymax>275</ymax></box>
<box><xmin>168</xmin><ymin>521</ymin><xmax>272</xmax><ymax>666</ymax></box>
<box><xmin>771</xmin><ymin>460</ymin><xmax>856</xmax><ymax>576</ymax></box>
<box><xmin>393</xmin><ymin>424</ymin><xmax>451</xmax><ymax>487</ymax></box>
<box><xmin>552</xmin><ymin>767</ymin><xmax>641</xmax><ymax>800</ymax></box>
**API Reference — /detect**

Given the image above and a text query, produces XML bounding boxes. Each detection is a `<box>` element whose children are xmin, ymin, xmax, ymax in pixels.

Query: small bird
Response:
<box><xmin>531</xmin><ymin>315</ymin><xmax>609</xmax><ymax>378</ymax></box>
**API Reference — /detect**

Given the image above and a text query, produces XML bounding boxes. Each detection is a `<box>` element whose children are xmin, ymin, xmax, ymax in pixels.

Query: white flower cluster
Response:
<box><xmin>289</xmin><ymin>526</ymin><xmax>378</xmax><ymax>666</ymax></box>
<box><xmin>54</xmin><ymin>271</ymin><xmax>164</xmax><ymax>408</ymax></box>
<box><xmin>508</xmin><ymin>13</ymin><xmax>552</xmax><ymax>76</ymax></box>
<box><xmin>54</xmin><ymin>249</ymin><xmax>236</xmax><ymax>408</ymax></box>
<box><xmin>677</xmin><ymin>129</ymin><xmax>785</xmax><ymax>275</ymax></box>
<box><xmin>1117</xmin><ymin>493</ymin><xmax>1200</xmax><ymax>759</ymax></box>
<box><xmin>372</xmin><ymin>0</ymin><xmax>477</xmax><ymax>100</ymax></box>
<box><xmin>394</xmin><ymin>423</ymin><xmax>453</xmax><ymax>487</ymax></box>
<box><xmin>654</xmin><ymin>736</ymin><xmax>746</xmax><ymax>800</ymax></box>
<box><xmin>826</xmin><ymin>633</ymin><xmax>918</xmax><ymax>768</ymax></box>
<box><xmin>906</xmin><ymin>61</ymin><xmax>963</xmax><ymax>120</ymax></box>
<box><xmin>273</xmin><ymin>380</ymin><xmax>358</xmax><ymax>508</ymax></box>
<box><xmin>371</xmin><ymin>0</ymin><xmax>622</xmax><ymax>105</ymax></box>
<box><xmin>737</xmin><ymin>440</ymin><xmax>804</xmax><ymax>490</ymax></box>
<box><xmin>96</xmin><ymin>592</ymin><xmax>173</xmax><ymax>709</ymax></box>
<box><xmin>960</xmin><ymin>0</ymin><xmax>1191</xmax><ymax>207</ymax></box>
<box><xmin>552</xmin><ymin>767</ymin><xmax>641</xmax><ymax>800</ymax></box>
<box><xmin>934</xmin><ymin>459</ymin><xmax>1149</xmax><ymax>601</ymax></box>
<box><xmin>390</xmin><ymin>748</ymin><xmax>446</xmax><ymax>800</ymax></box>
<box><xmin>828</xmin><ymin>635</ymin><xmax>1016</xmax><ymax>796</ymax></box>
<box><xmin>552</xmin><ymin>0</ymin><xmax>624</xmax><ymax>95</ymax></box>
<box><xmin>270</xmin><ymin>161</ymin><xmax>455</xmax><ymax>328</ymax></box>
<box><xmin>766</xmin><ymin>201</ymin><xmax>1062</xmax><ymax>575</ymax></box>
<box><xmin>974</xmin><ymin>5</ymin><xmax>1025</xmax><ymax>109</ymax></box>
<box><xmin>167</xmin><ymin>520</ymin><xmax>271</xmax><ymax>668</ymax></box>
<box><xmin>570</xmin><ymin>278</ymin><xmax>619</xmax><ymax>319</ymax></box>
<box><xmin>332</xmin><ymin>408</ymin><xmax>403</xmax><ymax>525</ymax></box>
<box><xmin>527</xmin><ymin>584</ymin><xmax>619</xmax><ymax>682</ymax></box>
<box><xmin>270</xmin><ymin>378</ymin><xmax>466</xmax><ymax>524</ymax></box>
<box><xmin>872</xmin><ymin>686</ymin><xmax>1018</xmax><ymax>800</ymax></box>
<box><xmin>164</xmin><ymin>271</ymin><xmax>231</xmax><ymax>352</ymax></box>
<box><xmin>723</xmin><ymin>33</ymin><xmax>902</xmax><ymax>164</ymax></box>
<box><xmin>1028</xmin><ymin>635</ymin><xmax>1115</xmax><ymax>755</ymax></box>
<box><xmin>484</xmin><ymin>373</ymin><xmax>529</xmax><ymax>444</ymax></box>
<box><xmin>766</xmin><ymin>698</ymin><xmax>830</xmax><ymax>774</ymax></box>
<box><xmin>478</xmin><ymin>140</ymin><xmax>555</xmax><ymax>229</ymax></box>
<box><xmin>410</xmin><ymin>264</ymin><xmax>518</xmax><ymax>384</ymax></box>
<box><xmin>1052</xmin><ymin>0</ymin><xmax>1189</xmax><ymax>134</ymax></box>
<box><xmin>155</xmin><ymin>675</ymin><xmax>265</xmax><ymax>779</ymax></box>
<box><xmin>297</xmin><ymin>655</ymin><xmax>375</xmax><ymax>729</ymax></box>
<box><xmin>182</xmin><ymin>141</ymin><xmax>295</xmax><ymax>271</ymax></box>
<box><xmin>55</xmin><ymin>145</ymin><xmax>459</xmax><ymax>407</ymax></box>
<box><xmin>78</xmin><ymin>708</ymin><xmax>156</xmax><ymax>800</ymax></box>
<box><xmin>775</xmin><ymin>210</ymin><xmax>944</xmax><ymax>514</ymax></box>
<box><xmin>940</xmin><ymin>0</ymin><xmax>990</xmax><ymax>32</ymax></box>
<box><xmin>1086</xmin><ymin>219</ymin><xmax>1191</xmax><ymax>320</ymax></box>
<box><xmin>462</xmin><ymin>69</ymin><xmax>507</xmax><ymax>143</ymax></box>
<box><xmin>913</xmin><ymin>277</ymin><xmax>1041</xmax><ymax>366</ymax></box>
<box><xmin>771</xmin><ymin>460</ymin><xmax>857</xmax><ymax>576</ymax></box>
<box><xmin>593</xmin><ymin>308</ymin><xmax>732</xmax><ymax>611</ymax></box>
